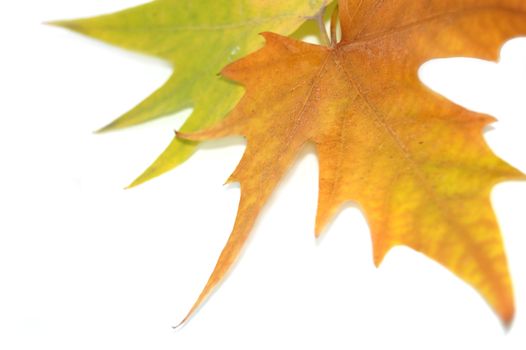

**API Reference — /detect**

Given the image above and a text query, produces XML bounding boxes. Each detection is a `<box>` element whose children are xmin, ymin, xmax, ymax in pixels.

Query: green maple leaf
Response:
<box><xmin>52</xmin><ymin>0</ymin><xmax>328</xmax><ymax>187</ymax></box>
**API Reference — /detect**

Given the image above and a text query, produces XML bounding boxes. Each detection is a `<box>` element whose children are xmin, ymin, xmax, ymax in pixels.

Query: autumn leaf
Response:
<box><xmin>51</xmin><ymin>0</ymin><xmax>328</xmax><ymax>187</ymax></box>
<box><xmin>176</xmin><ymin>1</ymin><xmax>526</xmax><ymax>326</ymax></box>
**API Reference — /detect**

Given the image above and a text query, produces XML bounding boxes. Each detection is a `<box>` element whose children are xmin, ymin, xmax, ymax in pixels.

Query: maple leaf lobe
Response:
<box><xmin>50</xmin><ymin>0</ymin><xmax>328</xmax><ymax>187</ymax></box>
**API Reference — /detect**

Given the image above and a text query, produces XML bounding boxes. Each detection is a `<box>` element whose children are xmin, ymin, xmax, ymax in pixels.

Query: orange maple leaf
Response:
<box><xmin>177</xmin><ymin>0</ymin><xmax>526</xmax><ymax>326</ymax></box>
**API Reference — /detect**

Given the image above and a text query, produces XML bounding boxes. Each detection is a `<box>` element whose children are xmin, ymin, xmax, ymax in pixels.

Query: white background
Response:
<box><xmin>1</xmin><ymin>1</ymin><xmax>526</xmax><ymax>349</ymax></box>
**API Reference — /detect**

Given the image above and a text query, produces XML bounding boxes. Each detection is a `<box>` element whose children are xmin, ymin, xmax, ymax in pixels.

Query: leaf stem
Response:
<box><xmin>315</xmin><ymin>5</ymin><xmax>331</xmax><ymax>47</ymax></box>
<box><xmin>330</xmin><ymin>5</ymin><xmax>339</xmax><ymax>47</ymax></box>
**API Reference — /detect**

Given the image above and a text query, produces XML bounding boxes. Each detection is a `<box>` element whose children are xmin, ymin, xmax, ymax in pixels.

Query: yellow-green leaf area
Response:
<box><xmin>53</xmin><ymin>0</ymin><xmax>327</xmax><ymax>186</ymax></box>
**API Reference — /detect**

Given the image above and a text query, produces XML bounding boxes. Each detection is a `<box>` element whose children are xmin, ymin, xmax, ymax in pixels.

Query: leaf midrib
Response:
<box><xmin>329</xmin><ymin>48</ymin><xmax>500</xmax><ymax>279</ymax></box>
<box><xmin>343</xmin><ymin>5</ymin><xmax>526</xmax><ymax>47</ymax></box>
<box><xmin>87</xmin><ymin>13</ymin><xmax>302</xmax><ymax>34</ymax></box>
